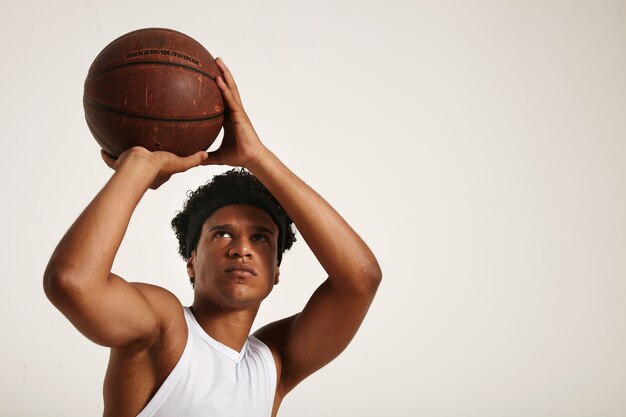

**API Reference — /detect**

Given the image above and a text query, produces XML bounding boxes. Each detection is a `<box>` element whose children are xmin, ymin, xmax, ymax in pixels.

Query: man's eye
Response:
<box><xmin>251</xmin><ymin>233</ymin><xmax>268</xmax><ymax>242</ymax></box>
<box><xmin>215</xmin><ymin>231</ymin><xmax>232</xmax><ymax>238</ymax></box>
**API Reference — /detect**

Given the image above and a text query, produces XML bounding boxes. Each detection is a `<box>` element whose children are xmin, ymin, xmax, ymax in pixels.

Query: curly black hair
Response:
<box><xmin>171</xmin><ymin>168</ymin><xmax>296</xmax><ymax>264</ymax></box>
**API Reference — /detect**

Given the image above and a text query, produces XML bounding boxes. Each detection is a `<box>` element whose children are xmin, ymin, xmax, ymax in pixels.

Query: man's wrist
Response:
<box><xmin>243</xmin><ymin>145</ymin><xmax>276</xmax><ymax>173</ymax></box>
<box><xmin>114</xmin><ymin>153</ymin><xmax>161</xmax><ymax>190</ymax></box>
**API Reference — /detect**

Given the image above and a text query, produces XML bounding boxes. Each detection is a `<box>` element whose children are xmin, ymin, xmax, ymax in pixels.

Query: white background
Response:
<box><xmin>1</xmin><ymin>1</ymin><xmax>625</xmax><ymax>416</ymax></box>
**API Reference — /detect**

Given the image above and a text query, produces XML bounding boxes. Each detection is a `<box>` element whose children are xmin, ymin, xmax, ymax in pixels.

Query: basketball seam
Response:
<box><xmin>85</xmin><ymin>117</ymin><xmax>125</xmax><ymax>155</ymax></box>
<box><xmin>86</xmin><ymin>61</ymin><xmax>216</xmax><ymax>82</ymax></box>
<box><xmin>83</xmin><ymin>96</ymin><xmax>224</xmax><ymax>122</ymax></box>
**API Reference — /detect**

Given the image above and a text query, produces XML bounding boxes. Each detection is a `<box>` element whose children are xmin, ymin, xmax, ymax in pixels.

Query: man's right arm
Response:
<box><xmin>43</xmin><ymin>147</ymin><xmax>206</xmax><ymax>348</ymax></box>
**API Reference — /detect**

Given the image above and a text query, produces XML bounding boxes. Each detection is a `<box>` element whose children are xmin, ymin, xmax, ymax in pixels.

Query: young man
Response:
<box><xmin>44</xmin><ymin>58</ymin><xmax>381</xmax><ymax>417</ymax></box>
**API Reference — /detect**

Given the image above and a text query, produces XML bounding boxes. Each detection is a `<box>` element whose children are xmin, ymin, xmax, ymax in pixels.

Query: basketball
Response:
<box><xmin>83</xmin><ymin>28</ymin><xmax>224</xmax><ymax>157</ymax></box>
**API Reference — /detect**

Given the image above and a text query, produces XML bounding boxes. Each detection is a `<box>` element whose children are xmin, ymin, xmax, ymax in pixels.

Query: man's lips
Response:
<box><xmin>224</xmin><ymin>263</ymin><xmax>257</xmax><ymax>276</ymax></box>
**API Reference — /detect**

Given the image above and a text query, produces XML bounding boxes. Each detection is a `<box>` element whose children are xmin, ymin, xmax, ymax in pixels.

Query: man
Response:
<box><xmin>44</xmin><ymin>58</ymin><xmax>382</xmax><ymax>417</ymax></box>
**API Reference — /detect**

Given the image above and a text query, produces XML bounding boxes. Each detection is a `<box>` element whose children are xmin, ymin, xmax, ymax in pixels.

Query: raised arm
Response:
<box><xmin>43</xmin><ymin>148</ymin><xmax>207</xmax><ymax>348</ymax></box>
<box><xmin>208</xmin><ymin>59</ymin><xmax>382</xmax><ymax>396</ymax></box>
<box><xmin>250</xmin><ymin>147</ymin><xmax>382</xmax><ymax>394</ymax></box>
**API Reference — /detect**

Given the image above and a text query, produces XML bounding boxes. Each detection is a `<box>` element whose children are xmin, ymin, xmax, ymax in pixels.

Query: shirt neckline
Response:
<box><xmin>183</xmin><ymin>306</ymin><xmax>249</xmax><ymax>363</ymax></box>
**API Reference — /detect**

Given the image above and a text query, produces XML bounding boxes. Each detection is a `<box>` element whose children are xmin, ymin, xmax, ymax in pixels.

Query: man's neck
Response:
<box><xmin>189</xmin><ymin>301</ymin><xmax>259</xmax><ymax>352</ymax></box>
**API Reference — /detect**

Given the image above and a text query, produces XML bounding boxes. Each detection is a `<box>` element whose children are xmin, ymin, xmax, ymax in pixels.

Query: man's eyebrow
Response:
<box><xmin>253</xmin><ymin>225</ymin><xmax>275</xmax><ymax>236</ymax></box>
<box><xmin>208</xmin><ymin>224</ymin><xmax>233</xmax><ymax>231</ymax></box>
<box><xmin>207</xmin><ymin>224</ymin><xmax>275</xmax><ymax>236</ymax></box>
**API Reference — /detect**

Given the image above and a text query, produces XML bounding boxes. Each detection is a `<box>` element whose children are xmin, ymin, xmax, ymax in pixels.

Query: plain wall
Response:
<box><xmin>1</xmin><ymin>0</ymin><xmax>625</xmax><ymax>415</ymax></box>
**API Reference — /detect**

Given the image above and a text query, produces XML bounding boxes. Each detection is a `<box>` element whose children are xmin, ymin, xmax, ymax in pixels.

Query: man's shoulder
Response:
<box><xmin>253</xmin><ymin>316</ymin><xmax>298</xmax><ymax>363</ymax></box>
<box><xmin>104</xmin><ymin>284</ymin><xmax>188</xmax><ymax>417</ymax></box>
<box><xmin>128</xmin><ymin>282</ymin><xmax>187</xmax><ymax>339</ymax></box>
<box><xmin>253</xmin><ymin>314</ymin><xmax>297</xmax><ymax>350</ymax></box>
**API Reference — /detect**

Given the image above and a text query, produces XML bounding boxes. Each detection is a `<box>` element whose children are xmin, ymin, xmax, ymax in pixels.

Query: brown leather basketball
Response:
<box><xmin>83</xmin><ymin>28</ymin><xmax>224</xmax><ymax>157</ymax></box>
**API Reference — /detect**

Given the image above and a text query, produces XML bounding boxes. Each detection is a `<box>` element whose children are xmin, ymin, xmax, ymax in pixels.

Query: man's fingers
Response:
<box><xmin>202</xmin><ymin>150</ymin><xmax>223</xmax><ymax>166</ymax></box>
<box><xmin>215</xmin><ymin>57</ymin><xmax>236</xmax><ymax>88</ymax></box>
<box><xmin>216</xmin><ymin>75</ymin><xmax>242</xmax><ymax>109</ymax></box>
<box><xmin>100</xmin><ymin>150</ymin><xmax>117</xmax><ymax>169</ymax></box>
<box><xmin>177</xmin><ymin>151</ymin><xmax>208</xmax><ymax>171</ymax></box>
<box><xmin>215</xmin><ymin>58</ymin><xmax>242</xmax><ymax>105</ymax></box>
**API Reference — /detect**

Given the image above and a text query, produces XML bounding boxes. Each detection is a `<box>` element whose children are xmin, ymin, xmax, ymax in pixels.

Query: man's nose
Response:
<box><xmin>228</xmin><ymin>238</ymin><xmax>252</xmax><ymax>258</ymax></box>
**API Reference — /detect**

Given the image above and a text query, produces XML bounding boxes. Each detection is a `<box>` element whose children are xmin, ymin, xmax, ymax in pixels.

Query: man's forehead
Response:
<box><xmin>203</xmin><ymin>204</ymin><xmax>278</xmax><ymax>232</ymax></box>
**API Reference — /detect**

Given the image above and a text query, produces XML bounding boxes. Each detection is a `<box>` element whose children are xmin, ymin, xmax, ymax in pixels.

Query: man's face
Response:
<box><xmin>187</xmin><ymin>204</ymin><xmax>280</xmax><ymax>310</ymax></box>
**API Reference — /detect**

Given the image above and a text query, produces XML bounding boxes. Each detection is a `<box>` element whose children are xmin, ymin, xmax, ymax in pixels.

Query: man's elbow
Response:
<box><xmin>352</xmin><ymin>260</ymin><xmax>382</xmax><ymax>294</ymax></box>
<box><xmin>330</xmin><ymin>256</ymin><xmax>382</xmax><ymax>294</ymax></box>
<box><xmin>364</xmin><ymin>261</ymin><xmax>382</xmax><ymax>292</ymax></box>
<box><xmin>43</xmin><ymin>262</ymin><xmax>83</xmax><ymax>307</ymax></box>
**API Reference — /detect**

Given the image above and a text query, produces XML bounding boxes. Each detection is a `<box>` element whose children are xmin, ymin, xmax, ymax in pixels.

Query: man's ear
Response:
<box><xmin>187</xmin><ymin>252</ymin><xmax>196</xmax><ymax>279</ymax></box>
<box><xmin>274</xmin><ymin>264</ymin><xmax>280</xmax><ymax>285</ymax></box>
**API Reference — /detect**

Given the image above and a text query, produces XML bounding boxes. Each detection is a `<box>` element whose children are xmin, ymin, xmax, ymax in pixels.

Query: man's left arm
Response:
<box><xmin>208</xmin><ymin>57</ymin><xmax>382</xmax><ymax>396</ymax></box>
<box><xmin>249</xmin><ymin>150</ymin><xmax>382</xmax><ymax>395</ymax></box>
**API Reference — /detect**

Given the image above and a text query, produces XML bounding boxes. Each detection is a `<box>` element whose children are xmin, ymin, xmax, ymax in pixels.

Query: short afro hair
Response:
<box><xmin>171</xmin><ymin>168</ymin><xmax>296</xmax><ymax>263</ymax></box>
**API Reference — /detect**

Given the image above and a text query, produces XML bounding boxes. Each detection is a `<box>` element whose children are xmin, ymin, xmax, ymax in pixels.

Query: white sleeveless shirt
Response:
<box><xmin>136</xmin><ymin>307</ymin><xmax>277</xmax><ymax>417</ymax></box>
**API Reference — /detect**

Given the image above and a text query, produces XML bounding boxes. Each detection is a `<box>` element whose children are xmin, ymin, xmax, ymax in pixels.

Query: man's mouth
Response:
<box><xmin>224</xmin><ymin>263</ymin><xmax>257</xmax><ymax>276</ymax></box>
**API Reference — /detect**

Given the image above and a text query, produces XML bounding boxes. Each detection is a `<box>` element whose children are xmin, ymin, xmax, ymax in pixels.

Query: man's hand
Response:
<box><xmin>101</xmin><ymin>146</ymin><xmax>208</xmax><ymax>190</ymax></box>
<box><xmin>203</xmin><ymin>58</ymin><xmax>269</xmax><ymax>168</ymax></box>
